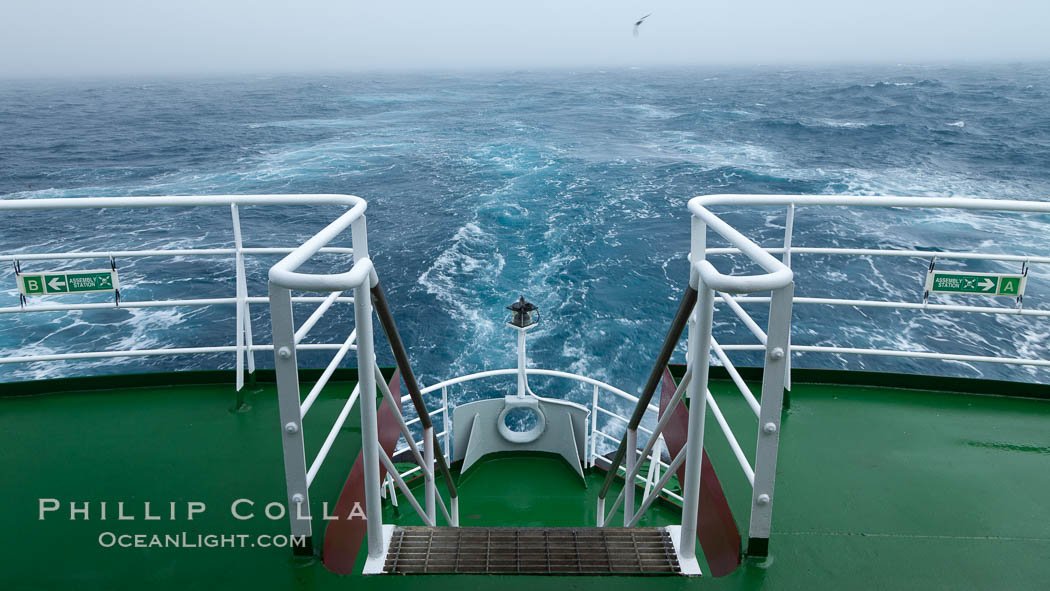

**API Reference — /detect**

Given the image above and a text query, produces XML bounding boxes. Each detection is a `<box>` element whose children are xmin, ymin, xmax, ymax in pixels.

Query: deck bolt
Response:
<box><xmin>770</xmin><ymin>347</ymin><xmax>785</xmax><ymax>360</ymax></box>
<box><xmin>277</xmin><ymin>346</ymin><xmax>292</xmax><ymax>359</ymax></box>
<box><xmin>292</xmin><ymin>493</ymin><xmax>304</xmax><ymax>504</ymax></box>
<box><xmin>284</xmin><ymin>422</ymin><xmax>299</xmax><ymax>434</ymax></box>
<box><xmin>763</xmin><ymin>422</ymin><xmax>778</xmax><ymax>434</ymax></box>
<box><xmin>757</xmin><ymin>494</ymin><xmax>771</xmax><ymax>505</ymax></box>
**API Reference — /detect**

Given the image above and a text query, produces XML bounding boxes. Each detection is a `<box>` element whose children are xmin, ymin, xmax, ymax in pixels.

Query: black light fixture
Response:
<box><xmin>507</xmin><ymin>295</ymin><xmax>539</xmax><ymax>329</ymax></box>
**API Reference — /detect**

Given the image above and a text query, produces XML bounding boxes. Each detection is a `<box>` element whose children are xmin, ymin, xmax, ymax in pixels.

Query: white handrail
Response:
<box><xmin>717</xmin><ymin>295</ymin><xmax>1050</xmax><ymax>318</ymax></box>
<box><xmin>0</xmin><ymin>296</ymin><xmax>354</xmax><ymax>316</ymax></box>
<box><xmin>714</xmin><ymin>342</ymin><xmax>1050</xmax><ymax>367</ymax></box>
<box><xmin>266</xmin><ymin>197</ymin><xmax>374</xmax><ymax>291</ymax></box>
<box><xmin>696</xmin><ymin>259</ymin><xmax>793</xmax><ymax>294</ymax></box>
<box><xmin>0</xmin><ymin>342</ymin><xmax>351</xmax><ymax>365</ymax></box>
<box><xmin>0</xmin><ymin>194</ymin><xmax>366</xmax><ymax>211</ymax></box>
<box><xmin>0</xmin><ymin>246</ymin><xmax>353</xmax><ymax>263</ymax></box>
<box><xmin>1</xmin><ymin>195</ymin><xmax>366</xmax><ymax>376</ymax></box>
<box><xmin>705</xmin><ymin>246</ymin><xmax>1050</xmax><ymax>265</ymax></box>
<box><xmin>419</xmin><ymin>367</ymin><xmax>654</xmax><ymax>412</ymax></box>
<box><xmin>692</xmin><ymin>194</ymin><xmax>1050</xmax><ymax>212</ymax></box>
<box><xmin>689</xmin><ymin>202</ymin><xmax>794</xmax><ymax>293</ymax></box>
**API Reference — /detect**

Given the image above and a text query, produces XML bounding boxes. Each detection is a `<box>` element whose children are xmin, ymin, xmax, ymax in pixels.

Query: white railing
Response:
<box><xmin>263</xmin><ymin>194</ymin><xmax>385</xmax><ymax>557</ymax></box>
<box><xmin>587</xmin><ymin>193</ymin><xmax>793</xmax><ymax>572</ymax></box>
<box><xmin>672</xmin><ymin>193</ymin><xmax>1050</xmax><ymax>558</ymax></box>
<box><xmin>266</xmin><ymin>196</ymin><xmax>458</xmax><ymax>565</ymax></box>
<box><xmin>382</xmin><ymin>367</ymin><xmax>685</xmax><ymax>507</ymax></box>
<box><xmin>695</xmin><ymin>195</ymin><xmax>1050</xmax><ymax>376</ymax></box>
<box><xmin>0</xmin><ymin>195</ymin><xmax>365</xmax><ymax>390</ymax></box>
<box><xmin>658</xmin><ymin>196</ymin><xmax>797</xmax><ymax>561</ymax></box>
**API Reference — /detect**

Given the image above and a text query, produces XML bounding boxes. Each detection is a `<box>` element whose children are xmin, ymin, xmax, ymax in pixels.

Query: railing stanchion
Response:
<box><xmin>679</xmin><ymin>283</ymin><xmax>714</xmax><ymax>559</ymax></box>
<box><xmin>350</xmin><ymin>214</ymin><xmax>384</xmax><ymax>558</ymax></box>
<box><xmin>231</xmin><ymin>203</ymin><xmax>253</xmax><ymax>393</ymax></box>
<box><xmin>644</xmin><ymin>434</ymin><xmax>663</xmax><ymax>500</ymax></box>
<box><xmin>424</xmin><ymin>425</ymin><xmax>437</xmax><ymax>525</ymax></box>
<box><xmin>268</xmin><ymin>282</ymin><xmax>313</xmax><ymax>555</ymax></box>
<box><xmin>747</xmin><ymin>281</ymin><xmax>794</xmax><ymax>557</ymax></box>
<box><xmin>441</xmin><ymin>386</ymin><xmax>451</xmax><ymax>463</ymax></box>
<box><xmin>782</xmin><ymin>203</ymin><xmax>794</xmax><ymax>391</ymax></box>
<box><xmin>623</xmin><ymin>428</ymin><xmax>637</xmax><ymax>526</ymax></box>
<box><xmin>589</xmin><ymin>384</ymin><xmax>599</xmax><ymax>468</ymax></box>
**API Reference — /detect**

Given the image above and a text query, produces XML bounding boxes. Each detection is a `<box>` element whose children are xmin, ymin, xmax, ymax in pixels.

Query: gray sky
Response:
<box><xmin>2</xmin><ymin>0</ymin><xmax>1048</xmax><ymax>77</ymax></box>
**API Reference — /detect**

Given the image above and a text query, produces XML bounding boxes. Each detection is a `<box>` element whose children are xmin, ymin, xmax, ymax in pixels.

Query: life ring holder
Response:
<box><xmin>496</xmin><ymin>396</ymin><xmax>546</xmax><ymax>444</ymax></box>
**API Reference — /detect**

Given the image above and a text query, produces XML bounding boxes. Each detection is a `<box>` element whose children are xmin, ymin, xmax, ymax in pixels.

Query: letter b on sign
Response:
<box><xmin>22</xmin><ymin>276</ymin><xmax>44</xmax><ymax>295</ymax></box>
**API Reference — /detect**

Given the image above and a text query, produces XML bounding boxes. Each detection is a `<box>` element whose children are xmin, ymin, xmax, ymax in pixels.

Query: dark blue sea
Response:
<box><xmin>2</xmin><ymin>65</ymin><xmax>1050</xmax><ymax>403</ymax></box>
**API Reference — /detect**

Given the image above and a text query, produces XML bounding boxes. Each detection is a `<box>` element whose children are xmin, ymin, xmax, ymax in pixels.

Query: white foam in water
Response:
<box><xmin>816</xmin><ymin>119</ymin><xmax>873</xmax><ymax>128</ymax></box>
<box><xmin>417</xmin><ymin>221</ymin><xmax>506</xmax><ymax>378</ymax></box>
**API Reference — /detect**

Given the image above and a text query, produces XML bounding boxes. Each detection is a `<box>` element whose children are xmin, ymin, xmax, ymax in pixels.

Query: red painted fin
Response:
<box><xmin>660</xmin><ymin>367</ymin><xmax>741</xmax><ymax>577</ymax></box>
<box><xmin>322</xmin><ymin>370</ymin><xmax>403</xmax><ymax>575</ymax></box>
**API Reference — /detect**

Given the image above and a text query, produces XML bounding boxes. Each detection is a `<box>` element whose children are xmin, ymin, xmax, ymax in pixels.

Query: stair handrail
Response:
<box><xmin>370</xmin><ymin>282</ymin><xmax>459</xmax><ymax>517</ymax></box>
<box><xmin>596</xmin><ymin>285</ymin><xmax>697</xmax><ymax>502</ymax></box>
<box><xmin>597</xmin><ymin>202</ymin><xmax>793</xmax><ymax>562</ymax></box>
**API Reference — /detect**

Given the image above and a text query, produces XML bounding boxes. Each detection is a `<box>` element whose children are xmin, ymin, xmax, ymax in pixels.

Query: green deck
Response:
<box><xmin>2</xmin><ymin>371</ymin><xmax>1048</xmax><ymax>589</ymax></box>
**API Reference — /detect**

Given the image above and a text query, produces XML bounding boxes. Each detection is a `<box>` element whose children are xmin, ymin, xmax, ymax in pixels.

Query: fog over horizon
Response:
<box><xmin>2</xmin><ymin>0</ymin><xmax>1049</xmax><ymax>78</ymax></box>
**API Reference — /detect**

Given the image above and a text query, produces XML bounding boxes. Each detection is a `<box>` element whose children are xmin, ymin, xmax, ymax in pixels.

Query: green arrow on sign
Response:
<box><xmin>925</xmin><ymin>270</ymin><xmax>1026</xmax><ymax>298</ymax></box>
<box><xmin>17</xmin><ymin>269</ymin><xmax>119</xmax><ymax>296</ymax></box>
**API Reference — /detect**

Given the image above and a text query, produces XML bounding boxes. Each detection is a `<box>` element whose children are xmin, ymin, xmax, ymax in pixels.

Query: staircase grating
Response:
<box><xmin>383</xmin><ymin>527</ymin><xmax>681</xmax><ymax>575</ymax></box>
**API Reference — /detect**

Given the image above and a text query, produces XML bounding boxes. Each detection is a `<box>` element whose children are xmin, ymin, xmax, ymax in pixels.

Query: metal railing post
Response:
<box><xmin>231</xmin><ymin>204</ymin><xmax>256</xmax><ymax>393</ymax></box>
<box><xmin>644</xmin><ymin>434</ymin><xmax>664</xmax><ymax>500</ymax></box>
<box><xmin>747</xmin><ymin>281</ymin><xmax>794</xmax><ymax>557</ymax></box>
<box><xmin>351</xmin><ymin>214</ymin><xmax>384</xmax><ymax>558</ymax></box>
<box><xmin>589</xmin><ymin>384</ymin><xmax>599</xmax><ymax>468</ymax></box>
<box><xmin>424</xmin><ymin>426</ymin><xmax>437</xmax><ymax>524</ymax></box>
<box><xmin>269</xmin><ymin>282</ymin><xmax>313</xmax><ymax>555</ymax></box>
<box><xmin>782</xmin><ymin>203</ymin><xmax>794</xmax><ymax>391</ymax></box>
<box><xmin>679</xmin><ymin>283</ymin><xmax>714</xmax><ymax>558</ymax></box>
<box><xmin>441</xmin><ymin>386</ymin><xmax>451</xmax><ymax>463</ymax></box>
<box><xmin>623</xmin><ymin>428</ymin><xmax>637</xmax><ymax>526</ymax></box>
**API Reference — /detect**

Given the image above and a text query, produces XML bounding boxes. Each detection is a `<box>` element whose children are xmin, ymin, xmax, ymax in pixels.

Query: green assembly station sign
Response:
<box><xmin>925</xmin><ymin>270</ymin><xmax>1025</xmax><ymax>298</ymax></box>
<box><xmin>17</xmin><ymin>270</ymin><xmax>119</xmax><ymax>295</ymax></box>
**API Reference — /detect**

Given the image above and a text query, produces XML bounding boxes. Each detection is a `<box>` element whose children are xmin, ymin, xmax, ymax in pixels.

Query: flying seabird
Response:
<box><xmin>633</xmin><ymin>13</ymin><xmax>651</xmax><ymax>37</ymax></box>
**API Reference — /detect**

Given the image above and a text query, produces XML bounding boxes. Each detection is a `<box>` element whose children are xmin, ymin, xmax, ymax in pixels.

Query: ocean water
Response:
<box><xmin>2</xmin><ymin>65</ymin><xmax>1050</xmax><ymax>404</ymax></box>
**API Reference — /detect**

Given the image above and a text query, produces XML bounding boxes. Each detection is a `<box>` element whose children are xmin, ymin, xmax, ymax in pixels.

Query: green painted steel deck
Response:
<box><xmin>2</xmin><ymin>371</ymin><xmax>1049</xmax><ymax>589</ymax></box>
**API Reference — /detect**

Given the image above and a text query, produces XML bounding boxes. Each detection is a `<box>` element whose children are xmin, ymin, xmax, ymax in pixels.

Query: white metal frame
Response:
<box><xmin>384</xmin><ymin>367</ymin><xmax>686</xmax><ymax>511</ymax></box>
<box><xmin>265</xmin><ymin>196</ymin><xmax>458</xmax><ymax>561</ymax></box>
<box><xmin>0</xmin><ymin>195</ymin><xmax>362</xmax><ymax>390</ymax></box>
<box><xmin>692</xmin><ymin>194</ymin><xmax>1050</xmax><ymax>374</ymax></box>
<box><xmin>671</xmin><ymin>193</ymin><xmax>1050</xmax><ymax>556</ymax></box>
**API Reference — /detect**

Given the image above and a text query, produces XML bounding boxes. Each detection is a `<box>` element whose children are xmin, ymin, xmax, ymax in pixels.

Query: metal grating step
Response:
<box><xmin>383</xmin><ymin>526</ymin><xmax>682</xmax><ymax>575</ymax></box>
